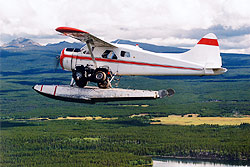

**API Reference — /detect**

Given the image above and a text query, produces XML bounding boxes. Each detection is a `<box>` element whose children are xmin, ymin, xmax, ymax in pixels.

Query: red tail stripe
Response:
<box><xmin>197</xmin><ymin>38</ymin><xmax>219</xmax><ymax>46</ymax></box>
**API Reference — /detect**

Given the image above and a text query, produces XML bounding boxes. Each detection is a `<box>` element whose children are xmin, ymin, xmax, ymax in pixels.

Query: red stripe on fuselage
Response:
<box><xmin>197</xmin><ymin>38</ymin><xmax>219</xmax><ymax>46</ymax></box>
<box><xmin>95</xmin><ymin>57</ymin><xmax>202</xmax><ymax>71</ymax></box>
<box><xmin>60</xmin><ymin>52</ymin><xmax>202</xmax><ymax>71</ymax></box>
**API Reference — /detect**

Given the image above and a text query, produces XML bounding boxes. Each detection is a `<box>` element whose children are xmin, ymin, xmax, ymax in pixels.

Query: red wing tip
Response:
<box><xmin>55</xmin><ymin>27</ymin><xmax>89</xmax><ymax>34</ymax></box>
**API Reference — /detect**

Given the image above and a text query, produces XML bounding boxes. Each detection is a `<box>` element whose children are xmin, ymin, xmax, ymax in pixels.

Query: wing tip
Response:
<box><xmin>55</xmin><ymin>27</ymin><xmax>89</xmax><ymax>34</ymax></box>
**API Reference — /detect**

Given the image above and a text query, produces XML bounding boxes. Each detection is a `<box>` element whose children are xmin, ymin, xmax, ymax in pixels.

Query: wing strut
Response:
<box><xmin>86</xmin><ymin>40</ymin><xmax>97</xmax><ymax>68</ymax></box>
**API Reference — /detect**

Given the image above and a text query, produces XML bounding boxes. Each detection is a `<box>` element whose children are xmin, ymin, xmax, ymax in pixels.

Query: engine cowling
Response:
<box><xmin>60</xmin><ymin>48</ymin><xmax>82</xmax><ymax>71</ymax></box>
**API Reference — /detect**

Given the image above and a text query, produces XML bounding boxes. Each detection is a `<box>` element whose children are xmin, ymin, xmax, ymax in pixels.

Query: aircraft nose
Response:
<box><xmin>58</xmin><ymin>48</ymin><xmax>66</xmax><ymax>70</ymax></box>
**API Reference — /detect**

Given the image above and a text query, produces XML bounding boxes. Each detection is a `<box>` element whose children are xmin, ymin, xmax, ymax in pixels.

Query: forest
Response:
<box><xmin>1</xmin><ymin>44</ymin><xmax>250</xmax><ymax>166</ymax></box>
<box><xmin>1</xmin><ymin>118</ymin><xmax>250</xmax><ymax>166</ymax></box>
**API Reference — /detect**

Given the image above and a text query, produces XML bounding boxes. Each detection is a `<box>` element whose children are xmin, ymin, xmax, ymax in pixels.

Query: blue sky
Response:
<box><xmin>1</xmin><ymin>0</ymin><xmax>250</xmax><ymax>53</ymax></box>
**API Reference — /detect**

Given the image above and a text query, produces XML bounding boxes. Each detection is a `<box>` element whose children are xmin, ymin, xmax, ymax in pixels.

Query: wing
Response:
<box><xmin>56</xmin><ymin>27</ymin><xmax>117</xmax><ymax>48</ymax></box>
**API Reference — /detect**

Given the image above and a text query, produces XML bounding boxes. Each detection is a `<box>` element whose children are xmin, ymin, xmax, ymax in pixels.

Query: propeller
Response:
<box><xmin>54</xmin><ymin>55</ymin><xmax>60</xmax><ymax>72</ymax></box>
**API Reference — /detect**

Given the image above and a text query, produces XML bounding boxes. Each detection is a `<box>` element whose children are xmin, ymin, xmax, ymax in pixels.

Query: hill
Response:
<box><xmin>45</xmin><ymin>41</ymin><xmax>83</xmax><ymax>51</ymax></box>
<box><xmin>1</xmin><ymin>38</ymin><xmax>83</xmax><ymax>51</ymax></box>
<box><xmin>1</xmin><ymin>39</ymin><xmax>250</xmax><ymax>166</ymax></box>
<box><xmin>0</xmin><ymin>38</ymin><xmax>250</xmax><ymax>117</ymax></box>
<box><xmin>1</xmin><ymin>37</ymin><xmax>187</xmax><ymax>53</ymax></box>
<box><xmin>2</xmin><ymin>37</ymin><xmax>41</xmax><ymax>48</ymax></box>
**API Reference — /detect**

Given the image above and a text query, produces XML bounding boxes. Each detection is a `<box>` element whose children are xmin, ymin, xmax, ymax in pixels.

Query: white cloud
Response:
<box><xmin>219</xmin><ymin>34</ymin><xmax>250</xmax><ymax>54</ymax></box>
<box><xmin>0</xmin><ymin>0</ymin><xmax>250</xmax><ymax>53</ymax></box>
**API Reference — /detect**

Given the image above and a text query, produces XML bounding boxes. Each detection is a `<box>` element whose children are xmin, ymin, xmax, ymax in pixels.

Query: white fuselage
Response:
<box><xmin>60</xmin><ymin>43</ymin><xmax>223</xmax><ymax>76</ymax></box>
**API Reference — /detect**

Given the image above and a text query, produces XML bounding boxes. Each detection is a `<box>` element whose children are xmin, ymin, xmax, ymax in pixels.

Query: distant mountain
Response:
<box><xmin>2</xmin><ymin>37</ymin><xmax>41</xmax><ymax>48</ymax></box>
<box><xmin>1</xmin><ymin>37</ymin><xmax>250</xmax><ymax>81</ymax></box>
<box><xmin>0</xmin><ymin>38</ymin><xmax>83</xmax><ymax>51</ymax></box>
<box><xmin>112</xmin><ymin>39</ymin><xmax>188</xmax><ymax>53</ymax></box>
<box><xmin>45</xmin><ymin>41</ymin><xmax>83</xmax><ymax>51</ymax></box>
<box><xmin>1</xmin><ymin>37</ymin><xmax>188</xmax><ymax>53</ymax></box>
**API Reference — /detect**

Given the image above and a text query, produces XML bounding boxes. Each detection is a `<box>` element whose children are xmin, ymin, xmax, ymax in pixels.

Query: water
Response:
<box><xmin>153</xmin><ymin>158</ymin><xmax>250</xmax><ymax>167</ymax></box>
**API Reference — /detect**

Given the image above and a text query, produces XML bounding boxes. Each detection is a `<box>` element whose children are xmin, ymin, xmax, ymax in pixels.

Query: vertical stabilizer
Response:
<box><xmin>181</xmin><ymin>33</ymin><xmax>222</xmax><ymax>69</ymax></box>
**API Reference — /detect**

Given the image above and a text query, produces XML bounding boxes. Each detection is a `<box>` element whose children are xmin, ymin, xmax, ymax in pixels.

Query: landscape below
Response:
<box><xmin>0</xmin><ymin>38</ymin><xmax>250</xmax><ymax>166</ymax></box>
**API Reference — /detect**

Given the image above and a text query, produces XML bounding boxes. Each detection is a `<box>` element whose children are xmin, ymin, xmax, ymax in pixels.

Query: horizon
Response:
<box><xmin>2</xmin><ymin>36</ymin><xmax>250</xmax><ymax>55</ymax></box>
<box><xmin>1</xmin><ymin>0</ymin><xmax>250</xmax><ymax>54</ymax></box>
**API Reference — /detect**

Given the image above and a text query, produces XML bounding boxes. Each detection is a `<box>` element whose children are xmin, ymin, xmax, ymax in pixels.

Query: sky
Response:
<box><xmin>1</xmin><ymin>0</ymin><xmax>250</xmax><ymax>54</ymax></box>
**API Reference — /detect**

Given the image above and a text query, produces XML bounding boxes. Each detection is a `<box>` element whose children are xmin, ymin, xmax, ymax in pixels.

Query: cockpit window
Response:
<box><xmin>121</xmin><ymin>51</ymin><xmax>130</xmax><ymax>57</ymax></box>
<box><xmin>81</xmin><ymin>45</ymin><xmax>94</xmax><ymax>54</ymax></box>
<box><xmin>102</xmin><ymin>50</ymin><xmax>117</xmax><ymax>59</ymax></box>
<box><xmin>102</xmin><ymin>50</ymin><xmax>110</xmax><ymax>58</ymax></box>
<box><xmin>74</xmin><ymin>48</ymin><xmax>81</xmax><ymax>52</ymax></box>
<box><xmin>66</xmin><ymin>48</ymin><xmax>81</xmax><ymax>52</ymax></box>
<box><xmin>66</xmin><ymin>48</ymin><xmax>74</xmax><ymax>52</ymax></box>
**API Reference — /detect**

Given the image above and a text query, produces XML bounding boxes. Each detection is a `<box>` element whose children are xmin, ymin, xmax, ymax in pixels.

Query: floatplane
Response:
<box><xmin>33</xmin><ymin>27</ymin><xmax>227</xmax><ymax>103</ymax></box>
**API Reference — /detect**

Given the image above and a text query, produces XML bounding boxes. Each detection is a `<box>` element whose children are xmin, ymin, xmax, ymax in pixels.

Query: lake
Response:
<box><xmin>153</xmin><ymin>158</ymin><xmax>249</xmax><ymax>167</ymax></box>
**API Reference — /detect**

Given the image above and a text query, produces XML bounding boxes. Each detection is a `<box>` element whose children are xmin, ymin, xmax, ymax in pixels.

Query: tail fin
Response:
<box><xmin>181</xmin><ymin>33</ymin><xmax>222</xmax><ymax>68</ymax></box>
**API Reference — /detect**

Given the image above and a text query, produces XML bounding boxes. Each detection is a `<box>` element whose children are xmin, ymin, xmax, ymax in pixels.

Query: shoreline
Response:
<box><xmin>150</xmin><ymin>155</ymin><xmax>250</xmax><ymax>165</ymax></box>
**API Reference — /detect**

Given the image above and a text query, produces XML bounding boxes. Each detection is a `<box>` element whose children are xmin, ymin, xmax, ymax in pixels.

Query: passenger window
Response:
<box><xmin>125</xmin><ymin>52</ymin><xmax>130</xmax><ymax>57</ymax></box>
<box><xmin>121</xmin><ymin>51</ymin><xmax>130</xmax><ymax>57</ymax></box>
<box><xmin>102</xmin><ymin>50</ymin><xmax>117</xmax><ymax>59</ymax></box>
<box><xmin>121</xmin><ymin>51</ymin><xmax>125</xmax><ymax>57</ymax></box>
